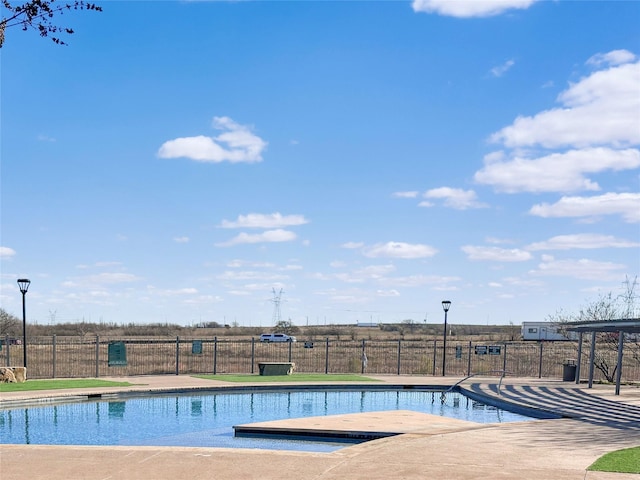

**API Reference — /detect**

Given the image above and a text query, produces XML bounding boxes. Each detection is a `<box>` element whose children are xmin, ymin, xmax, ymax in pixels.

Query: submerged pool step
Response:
<box><xmin>234</xmin><ymin>425</ymin><xmax>396</xmax><ymax>443</ymax></box>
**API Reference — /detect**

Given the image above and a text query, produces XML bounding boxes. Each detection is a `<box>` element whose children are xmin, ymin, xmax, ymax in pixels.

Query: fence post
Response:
<box><xmin>615</xmin><ymin>331</ymin><xmax>624</xmax><ymax>395</ymax></box>
<box><xmin>325</xmin><ymin>338</ymin><xmax>329</xmax><ymax>374</ymax></box>
<box><xmin>288</xmin><ymin>339</ymin><xmax>292</xmax><ymax>363</ymax></box>
<box><xmin>538</xmin><ymin>342</ymin><xmax>543</xmax><ymax>378</ymax></box>
<box><xmin>251</xmin><ymin>338</ymin><xmax>255</xmax><ymax>374</ymax></box>
<box><xmin>361</xmin><ymin>339</ymin><xmax>366</xmax><ymax>374</ymax></box>
<box><xmin>396</xmin><ymin>339</ymin><xmax>401</xmax><ymax>375</ymax></box>
<box><xmin>52</xmin><ymin>334</ymin><xmax>57</xmax><ymax>379</ymax></box>
<box><xmin>213</xmin><ymin>336</ymin><xmax>217</xmax><ymax>375</ymax></box>
<box><xmin>432</xmin><ymin>340</ymin><xmax>437</xmax><ymax>376</ymax></box>
<box><xmin>502</xmin><ymin>343</ymin><xmax>508</xmax><ymax>374</ymax></box>
<box><xmin>175</xmin><ymin>336</ymin><xmax>180</xmax><ymax>375</ymax></box>
<box><xmin>95</xmin><ymin>335</ymin><xmax>100</xmax><ymax>378</ymax></box>
<box><xmin>5</xmin><ymin>335</ymin><xmax>9</xmax><ymax>366</ymax></box>
<box><xmin>467</xmin><ymin>341</ymin><xmax>472</xmax><ymax>376</ymax></box>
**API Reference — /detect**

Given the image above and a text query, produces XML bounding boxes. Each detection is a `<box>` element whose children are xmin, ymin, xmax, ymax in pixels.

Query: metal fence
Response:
<box><xmin>2</xmin><ymin>335</ymin><xmax>639</xmax><ymax>383</ymax></box>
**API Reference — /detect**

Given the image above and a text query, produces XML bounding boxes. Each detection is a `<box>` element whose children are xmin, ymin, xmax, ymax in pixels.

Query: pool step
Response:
<box><xmin>465</xmin><ymin>383</ymin><xmax>640</xmax><ymax>430</ymax></box>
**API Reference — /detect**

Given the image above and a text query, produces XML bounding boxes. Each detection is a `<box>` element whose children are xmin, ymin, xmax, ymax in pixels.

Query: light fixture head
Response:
<box><xmin>17</xmin><ymin>278</ymin><xmax>31</xmax><ymax>294</ymax></box>
<box><xmin>442</xmin><ymin>300</ymin><xmax>451</xmax><ymax>312</ymax></box>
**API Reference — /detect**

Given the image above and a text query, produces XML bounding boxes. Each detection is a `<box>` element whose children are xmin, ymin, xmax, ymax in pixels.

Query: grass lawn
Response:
<box><xmin>588</xmin><ymin>446</ymin><xmax>640</xmax><ymax>474</ymax></box>
<box><xmin>194</xmin><ymin>373</ymin><xmax>380</xmax><ymax>382</ymax></box>
<box><xmin>0</xmin><ymin>379</ymin><xmax>135</xmax><ymax>392</ymax></box>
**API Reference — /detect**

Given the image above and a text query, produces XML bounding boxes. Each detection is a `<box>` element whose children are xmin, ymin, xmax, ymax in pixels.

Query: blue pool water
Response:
<box><xmin>0</xmin><ymin>388</ymin><xmax>532</xmax><ymax>452</ymax></box>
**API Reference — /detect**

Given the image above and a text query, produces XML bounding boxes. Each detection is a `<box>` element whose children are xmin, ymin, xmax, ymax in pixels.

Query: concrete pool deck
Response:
<box><xmin>1</xmin><ymin>375</ymin><xmax>639</xmax><ymax>479</ymax></box>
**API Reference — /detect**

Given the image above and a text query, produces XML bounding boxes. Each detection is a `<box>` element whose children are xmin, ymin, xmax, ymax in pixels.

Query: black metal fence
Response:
<box><xmin>2</xmin><ymin>335</ymin><xmax>639</xmax><ymax>383</ymax></box>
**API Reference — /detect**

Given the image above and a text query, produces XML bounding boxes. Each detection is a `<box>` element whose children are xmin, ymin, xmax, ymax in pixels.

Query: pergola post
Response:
<box><xmin>575</xmin><ymin>332</ymin><xmax>583</xmax><ymax>385</ymax></box>
<box><xmin>615</xmin><ymin>331</ymin><xmax>624</xmax><ymax>396</ymax></box>
<box><xmin>588</xmin><ymin>331</ymin><xmax>596</xmax><ymax>389</ymax></box>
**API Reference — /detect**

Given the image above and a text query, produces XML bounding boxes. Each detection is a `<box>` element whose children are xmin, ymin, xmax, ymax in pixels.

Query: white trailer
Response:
<box><xmin>521</xmin><ymin>322</ymin><xmax>577</xmax><ymax>341</ymax></box>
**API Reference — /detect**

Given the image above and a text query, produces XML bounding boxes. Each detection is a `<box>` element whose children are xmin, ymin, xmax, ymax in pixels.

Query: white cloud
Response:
<box><xmin>377</xmin><ymin>274</ymin><xmax>460</xmax><ymax>288</ymax></box>
<box><xmin>328</xmin><ymin>293</ymin><xmax>369</xmax><ymax>304</ymax></box>
<box><xmin>158</xmin><ymin>116</ymin><xmax>267</xmax><ymax>163</ymax></box>
<box><xmin>281</xmin><ymin>264</ymin><xmax>303</xmax><ymax>271</ymax></box>
<box><xmin>37</xmin><ymin>134</ymin><xmax>56</xmax><ymax>142</ymax></box>
<box><xmin>586</xmin><ymin>49</ymin><xmax>636</xmax><ymax>68</ymax></box>
<box><xmin>461</xmin><ymin>245</ymin><xmax>533</xmax><ymax>262</ymax></box>
<box><xmin>486</xmin><ymin>237</ymin><xmax>516</xmax><ymax>245</ymax></box>
<box><xmin>490</xmin><ymin>59</ymin><xmax>515</xmax><ymax>77</ymax></box>
<box><xmin>173</xmin><ymin>236</ymin><xmax>190</xmax><ymax>243</ymax></box>
<box><xmin>355</xmin><ymin>264</ymin><xmax>397</xmax><ymax>278</ymax></box>
<box><xmin>0</xmin><ymin>247</ymin><xmax>16</xmax><ymax>258</ymax></box>
<box><xmin>529</xmin><ymin>192</ymin><xmax>640</xmax><ymax>223</ymax></box>
<box><xmin>474</xmin><ymin>148</ymin><xmax>640</xmax><ymax>193</ymax></box>
<box><xmin>363</xmin><ymin>241</ymin><xmax>438</xmax><ymax>259</ymax></box>
<box><xmin>526</xmin><ymin>233</ymin><xmax>640</xmax><ymax>251</ymax></box>
<box><xmin>220</xmin><ymin>213</ymin><xmax>308</xmax><ymax>229</ymax></box>
<box><xmin>76</xmin><ymin>261</ymin><xmax>122</xmax><ymax>269</ymax></box>
<box><xmin>226</xmin><ymin>260</ymin><xmax>276</xmax><ymax>268</ymax></box>
<box><xmin>154</xmin><ymin>288</ymin><xmax>199</xmax><ymax>296</ymax></box>
<box><xmin>377</xmin><ymin>289</ymin><xmax>400</xmax><ymax>297</ymax></box>
<box><xmin>342</xmin><ymin>242</ymin><xmax>365</xmax><ymax>249</ymax></box>
<box><xmin>531</xmin><ymin>255</ymin><xmax>627</xmax><ymax>281</ymax></box>
<box><xmin>420</xmin><ymin>187</ymin><xmax>488</xmax><ymax>209</ymax></box>
<box><xmin>490</xmin><ymin>60</ymin><xmax>640</xmax><ymax>149</ymax></box>
<box><xmin>86</xmin><ymin>273</ymin><xmax>140</xmax><ymax>284</ymax></box>
<box><xmin>217</xmin><ymin>270</ymin><xmax>288</xmax><ymax>281</ymax></box>
<box><xmin>392</xmin><ymin>191</ymin><xmax>420</xmax><ymax>198</ymax></box>
<box><xmin>216</xmin><ymin>229</ymin><xmax>297</xmax><ymax>246</ymax></box>
<box><xmin>184</xmin><ymin>294</ymin><xmax>224</xmax><ymax>305</ymax></box>
<box><xmin>412</xmin><ymin>0</ymin><xmax>538</xmax><ymax>17</ymax></box>
<box><xmin>327</xmin><ymin>264</ymin><xmax>398</xmax><ymax>285</ymax></box>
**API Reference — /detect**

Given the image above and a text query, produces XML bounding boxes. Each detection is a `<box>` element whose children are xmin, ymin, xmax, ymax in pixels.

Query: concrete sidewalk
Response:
<box><xmin>1</xmin><ymin>375</ymin><xmax>639</xmax><ymax>479</ymax></box>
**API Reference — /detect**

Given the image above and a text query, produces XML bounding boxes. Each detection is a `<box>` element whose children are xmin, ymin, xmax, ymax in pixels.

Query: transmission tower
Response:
<box><xmin>271</xmin><ymin>288</ymin><xmax>283</xmax><ymax>325</ymax></box>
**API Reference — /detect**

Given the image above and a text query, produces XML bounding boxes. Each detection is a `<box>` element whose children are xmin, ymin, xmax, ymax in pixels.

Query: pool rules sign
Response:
<box><xmin>108</xmin><ymin>341</ymin><xmax>127</xmax><ymax>367</ymax></box>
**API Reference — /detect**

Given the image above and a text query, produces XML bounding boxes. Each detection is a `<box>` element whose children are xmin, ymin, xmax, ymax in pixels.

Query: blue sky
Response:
<box><xmin>1</xmin><ymin>0</ymin><xmax>639</xmax><ymax>328</ymax></box>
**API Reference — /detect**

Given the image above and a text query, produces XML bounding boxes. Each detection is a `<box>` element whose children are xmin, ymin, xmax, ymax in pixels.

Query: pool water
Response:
<box><xmin>0</xmin><ymin>389</ymin><xmax>532</xmax><ymax>452</ymax></box>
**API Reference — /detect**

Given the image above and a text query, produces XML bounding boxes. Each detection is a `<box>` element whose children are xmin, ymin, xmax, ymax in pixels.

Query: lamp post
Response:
<box><xmin>17</xmin><ymin>279</ymin><xmax>31</xmax><ymax>368</ymax></box>
<box><xmin>441</xmin><ymin>300</ymin><xmax>451</xmax><ymax>376</ymax></box>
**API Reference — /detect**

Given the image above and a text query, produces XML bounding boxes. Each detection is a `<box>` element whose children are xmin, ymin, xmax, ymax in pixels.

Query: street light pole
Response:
<box><xmin>441</xmin><ymin>300</ymin><xmax>451</xmax><ymax>376</ymax></box>
<box><xmin>17</xmin><ymin>279</ymin><xmax>31</xmax><ymax>369</ymax></box>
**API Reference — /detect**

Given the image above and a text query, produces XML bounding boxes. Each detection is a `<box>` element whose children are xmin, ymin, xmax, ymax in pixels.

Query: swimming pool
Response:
<box><xmin>0</xmin><ymin>387</ymin><xmax>533</xmax><ymax>452</ymax></box>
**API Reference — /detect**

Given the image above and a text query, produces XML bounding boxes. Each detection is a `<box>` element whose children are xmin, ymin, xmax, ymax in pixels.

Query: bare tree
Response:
<box><xmin>274</xmin><ymin>319</ymin><xmax>299</xmax><ymax>336</ymax></box>
<box><xmin>1</xmin><ymin>0</ymin><xmax>102</xmax><ymax>48</ymax></box>
<box><xmin>549</xmin><ymin>276</ymin><xmax>639</xmax><ymax>382</ymax></box>
<box><xmin>0</xmin><ymin>308</ymin><xmax>21</xmax><ymax>336</ymax></box>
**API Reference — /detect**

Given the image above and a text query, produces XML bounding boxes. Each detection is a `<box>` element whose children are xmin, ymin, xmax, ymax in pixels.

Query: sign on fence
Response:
<box><xmin>108</xmin><ymin>341</ymin><xmax>127</xmax><ymax>366</ymax></box>
<box><xmin>192</xmin><ymin>340</ymin><xmax>203</xmax><ymax>355</ymax></box>
<box><xmin>475</xmin><ymin>345</ymin><xmax>488</xmax><ymax>355</ymax></box>
<box><xmin>489</xmin><ymin>345</ymin><xmax>502</xmax><ymax>355</ymax></box>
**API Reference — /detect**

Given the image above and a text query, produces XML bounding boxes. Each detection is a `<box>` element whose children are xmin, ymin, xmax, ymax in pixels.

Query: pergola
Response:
<box><xmin>567</xmin><ymin>319</ymin><xmax>640</xmax><ymax>395</ymax></box>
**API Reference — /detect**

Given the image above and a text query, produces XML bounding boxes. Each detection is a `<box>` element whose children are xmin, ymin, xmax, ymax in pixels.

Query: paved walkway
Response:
<box><xmin>1</xmin><ymin>375</ymin><xmax>639</xmax><ymax>479</ymax></box>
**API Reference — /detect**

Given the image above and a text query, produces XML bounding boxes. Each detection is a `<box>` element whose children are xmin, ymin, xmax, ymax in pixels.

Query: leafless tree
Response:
<box><xmin>549</xmin><ymin>276</ymin><xmax>639</xmax><ymax>382</ymax></box>
<box><xmin>0</xmin><ymin>308</ymin><xmax>21</xmax><ymax>336</ymax></box>
<box><xmin>1</xmin><ymin>0</ymin><xmax>102</xmax><ymax>47</ymax></box>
